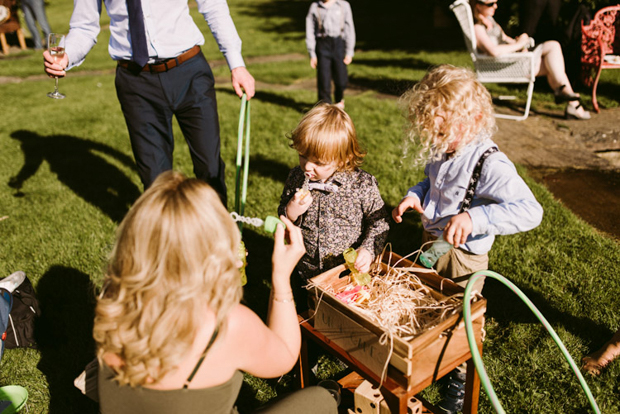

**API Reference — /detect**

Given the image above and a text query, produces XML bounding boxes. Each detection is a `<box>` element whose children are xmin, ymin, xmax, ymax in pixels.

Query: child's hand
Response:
<box><xmin>272</xmin><ymin>216</ymin><xmax>305</xmax><ymax>289</ymax></box>
<box><xmin>444</xmin><ymin>212</ymin><xmax>473</xmax><ymax>248</ymax></box>
<box><xmin>392</xmin><ymin>196</ymin><xmax>424</xmax><ymax>223</ymax></box>
<box><xmin>310</xmin><ymin>57</ymin><xmax>317</xmax><ymax>69</ymax></box>
<box><xmin>344</xmin><ymin>55</ymin><xmax>352</xmax><ymax>65</ymax></box>
<box><xmin>355</xmin><ymin>248</ymin><xmax>372</xmax><ymax>274</ymax></box>
<box><xmin>285</xmin><ymin>189</ymin><xmax>314</xmax><ymax>222</ymax></box>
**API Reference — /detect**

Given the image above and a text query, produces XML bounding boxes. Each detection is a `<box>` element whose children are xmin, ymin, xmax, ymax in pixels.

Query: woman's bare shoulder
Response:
<box><xmin>225</xmin><ymin>304</ymin><xmax>266</xmax><ymax>338</ymax></box>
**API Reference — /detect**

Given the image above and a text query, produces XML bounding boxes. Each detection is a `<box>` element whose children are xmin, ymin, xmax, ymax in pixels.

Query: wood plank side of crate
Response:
<box><xmin>315</xmin><ymin>300</ymin><xmax>412</xmax><ymax>378</ymax></box>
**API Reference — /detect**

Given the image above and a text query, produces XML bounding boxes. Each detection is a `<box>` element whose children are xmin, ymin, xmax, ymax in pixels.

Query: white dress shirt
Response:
<box><xmin>65</xmin><ymin>0</ymin><xmax>245</xmax><ymax>70</ymax></box>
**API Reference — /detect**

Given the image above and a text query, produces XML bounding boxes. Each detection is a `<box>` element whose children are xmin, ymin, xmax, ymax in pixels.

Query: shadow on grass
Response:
<box><xmin>483</xmin><ymin>277</ymin><xmax>613</xmax><ymax>346</ymax></box>
<box><xmin>218</xmin><ymin>88</ymin><xmax>313</xmax><ymax>113</ymax></box>
<box><xmin>35</xmin><ymin>266</ymin><xmax>99</xmax><ymax>414</ymax></box>
<box><xmin>384</xmin><ymin>204</ymin><xmax>424</xmax><ymax>256</ymax></box>
<box><xmin>8</xmin><ymin>130</ymin><xmax>140</xmax><ymax>223</ymax></box>
<box><xmin>353</xmin><ymin>56</ymin><xmax>435</xmax><ymax>72</ymax></box>
<box><xmin>593</xmin><ymin>80</ymin><xmax>620</xmax><ymax>111</ymax></box>
<box><xmin>254</xmin><ymin>91</ymin><xmax>314</xmax><ymax>114</ymax></box>
<box><xmin>248</xmin><ymin>154</ymin><xmax>292</xmax><ymax>185</ymax></box>
<box><xmin>238</xmin><ymin>0</ymin><xmax>464</xmax><ymax>52</ymax></box>
<box><xmin>350</xmin><ymin>75</ymin><xmax>417</xmax><ymax>97</ymax></box>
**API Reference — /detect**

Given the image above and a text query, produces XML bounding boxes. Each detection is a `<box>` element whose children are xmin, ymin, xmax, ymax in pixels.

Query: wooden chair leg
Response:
<box><xmin>0</xmin><ymin>33</ymin><xmax>9</xmax><ymax>55</ymax></box>
<box><xmin>17</xmin><ymin>28</ymin><xmax>26</xmax><ymax>50</ymax></box>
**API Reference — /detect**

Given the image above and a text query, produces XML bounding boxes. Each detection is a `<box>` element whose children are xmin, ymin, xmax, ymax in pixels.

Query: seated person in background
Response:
<box><xmin>471</xmin><ymin>0</ymin><xmax>591</xmax><ymax>120</ymax></box>
<box><xmin>94</xmin><ymin>171</ymin><xmax>337</xmax><ymax>414</ymax></box>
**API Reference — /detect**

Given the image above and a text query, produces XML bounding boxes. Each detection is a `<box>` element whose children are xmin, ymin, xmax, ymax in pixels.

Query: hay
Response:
<box><xmin>309</xmin><ymin>247</ymin><xmax>463</xmax><ymax>341</ymax></box>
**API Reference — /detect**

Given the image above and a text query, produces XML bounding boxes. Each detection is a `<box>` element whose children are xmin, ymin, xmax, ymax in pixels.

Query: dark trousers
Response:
<box><xmin>519</xmin><ymin>0</ymin><xmax>561</xmax><ymax>42</ymax></box>
<box><xmin>316</xmin><ymin>36</ymin><xmax>348</xmax><ymax>104</ymax></box>
<box><xmin>115</xmin><ymin>51</ymin><xmax>227</xmax><ymax>205</ymax></box>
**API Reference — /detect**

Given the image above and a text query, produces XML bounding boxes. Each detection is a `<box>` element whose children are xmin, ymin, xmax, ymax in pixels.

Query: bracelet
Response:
<box><xmin>272</xmin><ymin>296</ymin><xmax>295</xmax><ymax>303</ymax></box>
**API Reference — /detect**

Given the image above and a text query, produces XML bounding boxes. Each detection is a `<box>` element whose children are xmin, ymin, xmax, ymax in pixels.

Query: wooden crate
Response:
<box><xmin>309</xmin><ymin>251</ymin><xmax>486</xmax><ymax>391</ymax></box>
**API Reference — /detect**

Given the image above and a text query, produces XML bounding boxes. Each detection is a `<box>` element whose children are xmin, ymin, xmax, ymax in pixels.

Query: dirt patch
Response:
<box><xmin>538</xmin><ymin>168</ymin><xmax>620</xmax><ymax>239</ymax></box>
<box><xmin>492</xmin><ymin>107</ymin><xmax>620</xmax><ymax>239</ymax></box>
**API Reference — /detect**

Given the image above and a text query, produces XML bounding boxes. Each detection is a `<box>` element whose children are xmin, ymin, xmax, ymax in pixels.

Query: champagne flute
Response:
<box><xmin>47</xmin><ymin>33</ymin><xmax>66</xmax><ymax>99</ymax></box>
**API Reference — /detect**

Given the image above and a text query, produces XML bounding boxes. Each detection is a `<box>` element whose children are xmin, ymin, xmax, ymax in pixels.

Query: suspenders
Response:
<box><xmin>458</xmin><ymin>146</ymin><xmax>499</xmax><ymax>214</ymax></box>
<box><xmin>316</xmin><ymin>1</ymin><xmax>345</xmax><ymax>38</ymax></box>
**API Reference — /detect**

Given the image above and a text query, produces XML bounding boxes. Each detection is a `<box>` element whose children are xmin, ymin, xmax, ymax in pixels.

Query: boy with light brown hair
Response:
<box><xmin>278</xmin><ymin>104</ymin><xmax>389</xmax><ymax>287</ymax></box>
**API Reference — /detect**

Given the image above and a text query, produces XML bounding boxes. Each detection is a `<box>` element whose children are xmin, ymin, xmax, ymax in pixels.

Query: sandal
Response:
<box><xmin>555</xmin><ymin>84</ymin><xmax>580</xmax><ymax>104</ymax></box>
<box><xmin>565</xmin><ymin>103</ymin><xmax>591</xmax><ymax>120</ymax></box>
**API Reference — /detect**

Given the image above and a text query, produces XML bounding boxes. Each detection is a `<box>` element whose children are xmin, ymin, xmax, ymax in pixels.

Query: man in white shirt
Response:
<box><xmin>43</xmin><ymin>0</ymin><xmax>255</xmax><ymax>205</ymax></box>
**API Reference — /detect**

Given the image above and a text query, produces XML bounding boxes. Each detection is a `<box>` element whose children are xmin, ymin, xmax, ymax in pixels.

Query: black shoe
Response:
<box><xmin>554</xmin><ymin>84</ymin><xmax>580</xmax><ymax>104</ymax></box>
<box><xmin>438</xmin><ymin>371</ymin><xmax>466</xmax><ymax>414</ymax></box>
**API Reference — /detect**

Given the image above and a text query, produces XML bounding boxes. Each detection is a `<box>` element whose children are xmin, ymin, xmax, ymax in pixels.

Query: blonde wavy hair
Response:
<box><xmin>289</xmin><ymin>104</ymin><xmax>366</xmax><ymax>171</ymax></box>
<box><xmin>94</xmin><ymin>171</ymin><xmax>242</xmax><ymax>387</ymax></box>
<box><xmin>399</xmin><ymin>65</ymin><xmax>496</xmax><ymax>163</ymax></box>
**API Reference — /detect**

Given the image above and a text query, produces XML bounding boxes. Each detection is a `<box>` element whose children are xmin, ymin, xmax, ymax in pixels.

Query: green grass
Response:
<box><xmin>1</xmin><ymin>0</ymin><xmax>620</xmax><ymax>413</ymax></box>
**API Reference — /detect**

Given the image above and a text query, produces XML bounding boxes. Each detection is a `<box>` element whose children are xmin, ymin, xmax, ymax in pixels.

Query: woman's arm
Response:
<box><xmin>232</xmin><ymin>216</ymin><xmax>306</xmax><ymax>378</ymax></box>
<box><xmin>474</xmin><ymin>24</ymin><xmax>530</xmax><ymax>57</ymax></box>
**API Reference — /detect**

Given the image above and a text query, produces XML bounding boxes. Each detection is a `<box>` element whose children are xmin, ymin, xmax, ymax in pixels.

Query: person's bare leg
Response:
<box><xmin>536</xmin><ymin>40</ymin><xmax>590</xmax><ymax>118</ymax></box>
<box><xmin>537</xmin><ymin>40</ymin><xmax>574</xmax><ymax>93</ymax></box>
<box><xmin>582</xmin><ymin>329</ymin><xmax>620</xmax><ymax>375</ymax></box>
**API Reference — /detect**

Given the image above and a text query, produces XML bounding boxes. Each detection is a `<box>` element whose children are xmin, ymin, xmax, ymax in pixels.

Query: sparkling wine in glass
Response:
<box><xmin>47</xmin><ymin>33</ymin><xmax>66</xmax><ymax>99</ymax></box>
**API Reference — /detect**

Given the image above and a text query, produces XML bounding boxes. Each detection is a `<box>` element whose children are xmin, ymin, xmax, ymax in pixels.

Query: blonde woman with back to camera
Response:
<box><xmin>471</xmin><ymin>0</ymin><xmax>591</xmax><ymax>120</ymax></box>
<box><xmin>94</xmin><ymin>171</ymin><xmax>338</xmax><ymax>413</ymax></box>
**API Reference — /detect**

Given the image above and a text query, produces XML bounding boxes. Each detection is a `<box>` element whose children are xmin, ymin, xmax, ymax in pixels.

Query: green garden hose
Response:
<box><xmin>234</xmin><ymin>94</ymin><xmax>251</xmax><ymax>233</ymax></box>
<box><xmin>463</xmin><ymin>270</ymin><xmax>601</xmax><ymax>414</ymax></box>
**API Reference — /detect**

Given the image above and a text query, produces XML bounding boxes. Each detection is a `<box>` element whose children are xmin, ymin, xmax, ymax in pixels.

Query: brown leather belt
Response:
<box><xmin>117</xmin><ymin>45</ymin><xmax>201</xmax><ymax>73</ymax></box>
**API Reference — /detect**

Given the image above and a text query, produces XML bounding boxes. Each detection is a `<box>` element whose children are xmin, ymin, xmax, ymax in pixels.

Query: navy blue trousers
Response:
<box><xmin>316</xmin><ymin>36</ymin><xmax>348</xmax><ymax>104</ymax></box>
<box><xmin>115</xmin><ymin>51</ymin><xmax>226</xmax><ymax>205</ymax></box>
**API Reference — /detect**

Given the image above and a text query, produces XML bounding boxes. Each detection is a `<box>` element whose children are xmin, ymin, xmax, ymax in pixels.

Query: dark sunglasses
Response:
<box><xmin>477</xmin><ymin>1</ymin><xmax>498</xmax><ymax>6</ymax></box>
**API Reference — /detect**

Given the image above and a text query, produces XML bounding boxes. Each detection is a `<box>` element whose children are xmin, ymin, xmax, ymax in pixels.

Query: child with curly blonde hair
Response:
<box><xmin>394</xmin><ymin>64</ymin><xmax>543</xmax><ymax>287</ymax></box>
<box><xmin>392</xmin><ymin>64</ymin><xmax>543</xmax><ymax>413</ymax></box>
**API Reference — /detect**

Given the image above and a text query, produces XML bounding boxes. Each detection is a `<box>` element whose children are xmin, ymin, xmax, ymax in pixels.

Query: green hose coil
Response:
<box><xmin>463</xmin><ymin>270</ymin><xmax>600</xmax><ymax>414</ymax></box>
<box><xmin>234</xmin><ymin>94</ymin><xmax>251</xmax><ymax>233</ymax></box>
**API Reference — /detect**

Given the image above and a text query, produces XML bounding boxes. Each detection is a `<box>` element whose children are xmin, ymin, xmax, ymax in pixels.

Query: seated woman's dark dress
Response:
<box><xmin>99</xmin><ymin>364</ymin><xmax>243</xmax><ymax>414</ymax></box>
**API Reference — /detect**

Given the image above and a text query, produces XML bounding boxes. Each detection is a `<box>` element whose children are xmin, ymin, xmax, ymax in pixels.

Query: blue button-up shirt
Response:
<box><xmin>65</xmin><ymin>0</ymin><xmax>245</xmax><ymax>70</ymax></box>
<box><xmin>406</xmin><ymin>139</ymin><xmax>543</xmax><ymax>255</ymax></box>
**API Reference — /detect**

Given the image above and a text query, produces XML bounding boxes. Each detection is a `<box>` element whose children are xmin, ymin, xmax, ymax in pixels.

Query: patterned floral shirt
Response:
<box><xmin>278</xmin><ymin>166</ymin><xmax>389</xmax><ymax>280</ymax></box>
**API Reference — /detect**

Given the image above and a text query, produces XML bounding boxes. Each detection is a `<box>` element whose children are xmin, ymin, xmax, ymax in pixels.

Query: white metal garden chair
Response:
<box><xmin>450</xmin><ymin>0</ymin><xmax>543</xmax><ymax>121</ymax></box>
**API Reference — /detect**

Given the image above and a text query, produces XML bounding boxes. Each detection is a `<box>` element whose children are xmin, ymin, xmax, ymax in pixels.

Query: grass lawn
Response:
<box><xmin>1</xmin><ymin>0</ymin><xmax>620</xmax><ymax>413</ymax></box>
